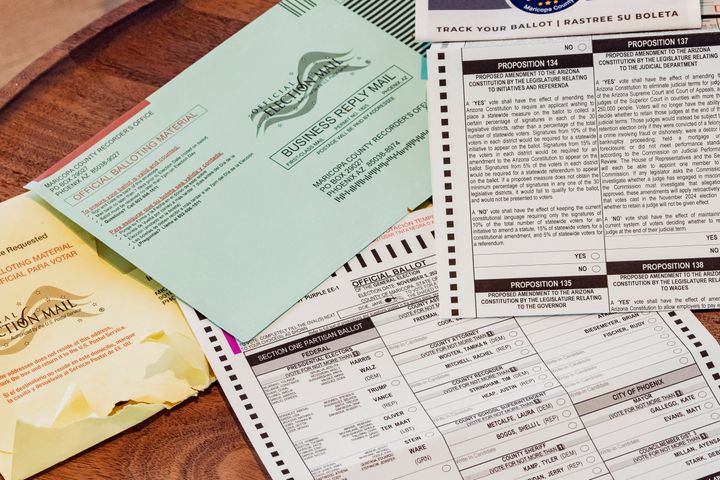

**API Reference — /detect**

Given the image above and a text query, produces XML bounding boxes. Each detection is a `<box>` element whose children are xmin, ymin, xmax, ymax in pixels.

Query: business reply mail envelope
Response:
<box><xmin>0</xmin><ymin>194</ymin><xmax>211</xmax><ymax>480</ymax></box>
<box><xmin>28</xmin><ymin>0</ymin><xmax>432</xmax><ymax>341</ymax></box>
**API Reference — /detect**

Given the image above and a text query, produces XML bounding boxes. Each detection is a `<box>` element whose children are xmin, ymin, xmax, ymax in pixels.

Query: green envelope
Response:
<box><xmin>28</xmin><ymin>0</ymin><xmax>431</xmax><ymax>341</ymax></box>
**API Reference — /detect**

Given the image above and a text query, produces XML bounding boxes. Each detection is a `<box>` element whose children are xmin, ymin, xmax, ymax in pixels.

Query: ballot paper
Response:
<box><xmin>426</xmin><ymin>29</ymin><xmax>720</xmax><ymax>319</ymax></box>
<box><xmin>415</xmin><ymin>0</ymin><xmax>701</xmax><ymax>42</ymax></box>
<box><xmin>0</xmin><ymin>194</ymin><xmax>211</xmax><ymax>480</ymax></box>
<box><xmin>186</xmin><ymin>210</ymin><xmax>720</xmax><ymax>480</ymax></box>
<box><xmin>27</xmin><ymin>0</ymin><xmax>431</xmax><ymax>341</ymax></box>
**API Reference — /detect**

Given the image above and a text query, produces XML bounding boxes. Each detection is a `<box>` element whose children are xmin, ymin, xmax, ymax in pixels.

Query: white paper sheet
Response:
<box><xmin>185</xmin><ymin>211</ymin><xmax>720</xmax><ymax>480</ymax></box>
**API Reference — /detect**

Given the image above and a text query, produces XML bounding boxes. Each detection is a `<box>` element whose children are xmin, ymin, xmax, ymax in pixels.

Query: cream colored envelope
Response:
<box><xmin>0</xmin><ymin>193</ymin><xmax>212</xmax><ymax>480</ymax></box>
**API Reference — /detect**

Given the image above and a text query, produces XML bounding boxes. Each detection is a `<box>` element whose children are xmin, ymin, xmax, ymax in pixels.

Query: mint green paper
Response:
<box><xmin>27</xmin><ymin>0</ymin><xmax>430</xmax><ymax>341</ymax></box>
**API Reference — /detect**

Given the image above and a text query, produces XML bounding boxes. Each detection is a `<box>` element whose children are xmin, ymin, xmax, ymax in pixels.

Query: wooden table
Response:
<box><xmin>0</xmin><ymin>1</ymin><xmax>718</xmax><ymax>478</ymax></box>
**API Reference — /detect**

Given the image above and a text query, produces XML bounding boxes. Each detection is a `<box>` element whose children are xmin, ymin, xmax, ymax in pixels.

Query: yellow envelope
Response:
<box><xmin>0</xmin><ymin>193</ymin><xmax>212</xmax><ymax>480</ymax></box>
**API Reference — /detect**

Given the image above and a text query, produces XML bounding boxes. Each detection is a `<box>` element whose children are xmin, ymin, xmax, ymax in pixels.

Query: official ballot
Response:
<box><xmin>0</xmin><ymin>194</ymin><xmax>211</xmax><ymax>480</ymax></box>
<box><xmin>416</xmin><ymin>0</ymin><xmax>701</xmax><ymax>41</ymax></box>
<box><xmin>27</xmin><ymin>0</ymin><xmax>432</xmax><ymax>341</ymax></box>
<box><xmin>426</xmin><ymin>29</ymin><xmax>720</xmax><ymax>319</ymax></box>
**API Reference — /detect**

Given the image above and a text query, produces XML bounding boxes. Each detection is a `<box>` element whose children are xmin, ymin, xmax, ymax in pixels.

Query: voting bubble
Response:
<box><xmin>533</xmin><ymin>366</ymin><xmax>542</xmax><ymax>372</ymax></box>
<box><xmin>409</xmin><ymin>406</ymin><xmax>417</xmax><ymax>413</ymax></box>
<box><xmin>581</xmin><ymin>445</ymin><xmax>590</xmax><ymax>452</ymax></box>
<box><xmin>712</xmin><ymin>413</ymin><xmax>720</xmax><ymax>420</ymax></box>
<box><xmin>425</xmin><ymin>432</ymin><xmax>434</xmax><ymax>438</ymax></box>
<box><xmin>578</xmin><ymin>43</ymin><xmax>588</xmax><ymax>52</ymax></box>
<box><xmin>705</xmin><ymin>402</ymin><xmax>713</xmax><ymax>409</ymax></box>
<box><xmin>515</xmin><ymin>340</ymin><xmax>524</xmax><ymax>346</ymax></box>
<box><xmin>442</xmin><ymin>465</ymin><xmax>452</xmax><ymax>473</ymax></box>
<box><xmin>592</xmin><ymin>265</ymin><xmax>601</xmax><ymax>273</ymax></box>
<box><xmin>545</xmin><ymin>382</ymin><xmax>554</xmax><ymax>388</ymax></box>
<box><xmin>667</xmin><ymin>341</ymin><xmax>676</xmax><ymax>347</ymax></box>
<box><xmin>673</xmin><ymin>348</ymin><xmax>683</xmax><ymax>354</ymax></box>
<box><xmin>568</xmin><ymin>422</ymin><xmax>577</xmax><ymax>429</ymax></box>
<box><xmin>680</xmin><ymin>357</ymin><xmax>689</xmax><ymax>364</ymax></box>
<box><xmin>510</xmin><ymin>331</ymin><xmax>518</xmax><ymax>338</ymax></box>
<box><xmin>699</xmin><ymin>391</ymin><xmax>707</xmax><ymax>398</ymax></box>
<box><xmin>588</xmin><ymin>456</ymin><xmax>596</xmax><ymax>463</ymax></box>
<box><xmin>562</xmin><ymin>410</ymin><xmax>572</xmax><ymax>418</ymax></box>
<box><xmin>375</xmin><ymin>351</ymin><xmax>384</xmax><ymax>358</ymax></box>
<box><xmin>660</xmin><ymin>333</ymin><xmax>669</xmax><ymax>339</ymax></box>
<box><xmin>648</xmin><ymin>316</ymin><xmax>656</xmax><ymax>323</ymax></box>
<box><xmin>540</xmin><ymin>374</ymin><xmax>548</xmax><ymax>380</ymax></box>
<box><xmin>593</xmin><ymin>467</ymin><xmax>603</xmax><ymax>475</ymax></box>
<box><xmin>392</xmin><ymin>380</ymin><xmax>401</xmax><ymax>386</ymax></box>
<box><xmin>558</xmin><ymin>398</ymin><xmax>566</xmax><ymax>406</ymax></box>
<box><xmin>654</xmin><ymin>326</ymin><xmax>663</xmax><ymax>332</ymax></box>
<box><xmin>522</xmin><ymin>349</ymin><xmax>530</xmax><ymax>355</ymax></box>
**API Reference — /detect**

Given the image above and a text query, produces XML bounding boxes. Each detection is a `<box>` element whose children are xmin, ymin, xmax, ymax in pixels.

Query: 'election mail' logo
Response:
<box><xmin>508</xmin><ymin>0</ymin><xmax>581</xmax><ymax>14</ymax></box>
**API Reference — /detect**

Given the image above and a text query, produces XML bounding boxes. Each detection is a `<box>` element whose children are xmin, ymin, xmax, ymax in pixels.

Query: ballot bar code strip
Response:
<box><xmin>434</xmin><ymin>49</ymin><xmax>460</xmax><ymax>317</ymax></box>
<box><xmin>668</xmin><ymin>311</ymin><xmax>720</xmax><ymax>387</ymax></box>
<box><xmin>198</xmin><ymin>313</ymin><xmax>296</xmax><ymax>480</ymax></box>
<box><xmin>508</xmin><ymin>320</ymin><xmax>616</xmax><ymax>477</ymax></box>
<box><xmin>278</xmin><ymin>0</ymin><xmax>316</xmax><ymax>17</ymax></box>
<box><xmin>457</xmin><ymin>37</ymin><xmax>720</xmax><ymax>306</ymax></box>
<box><xmin>343</xmin><ymin>0</ymin><xmax>431</xmax><ymax>54</ymax></box>
<box><xmin>341</xmin><ymin>231</ymin><xmax>433</xmax><ymax>273</ymax></box>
